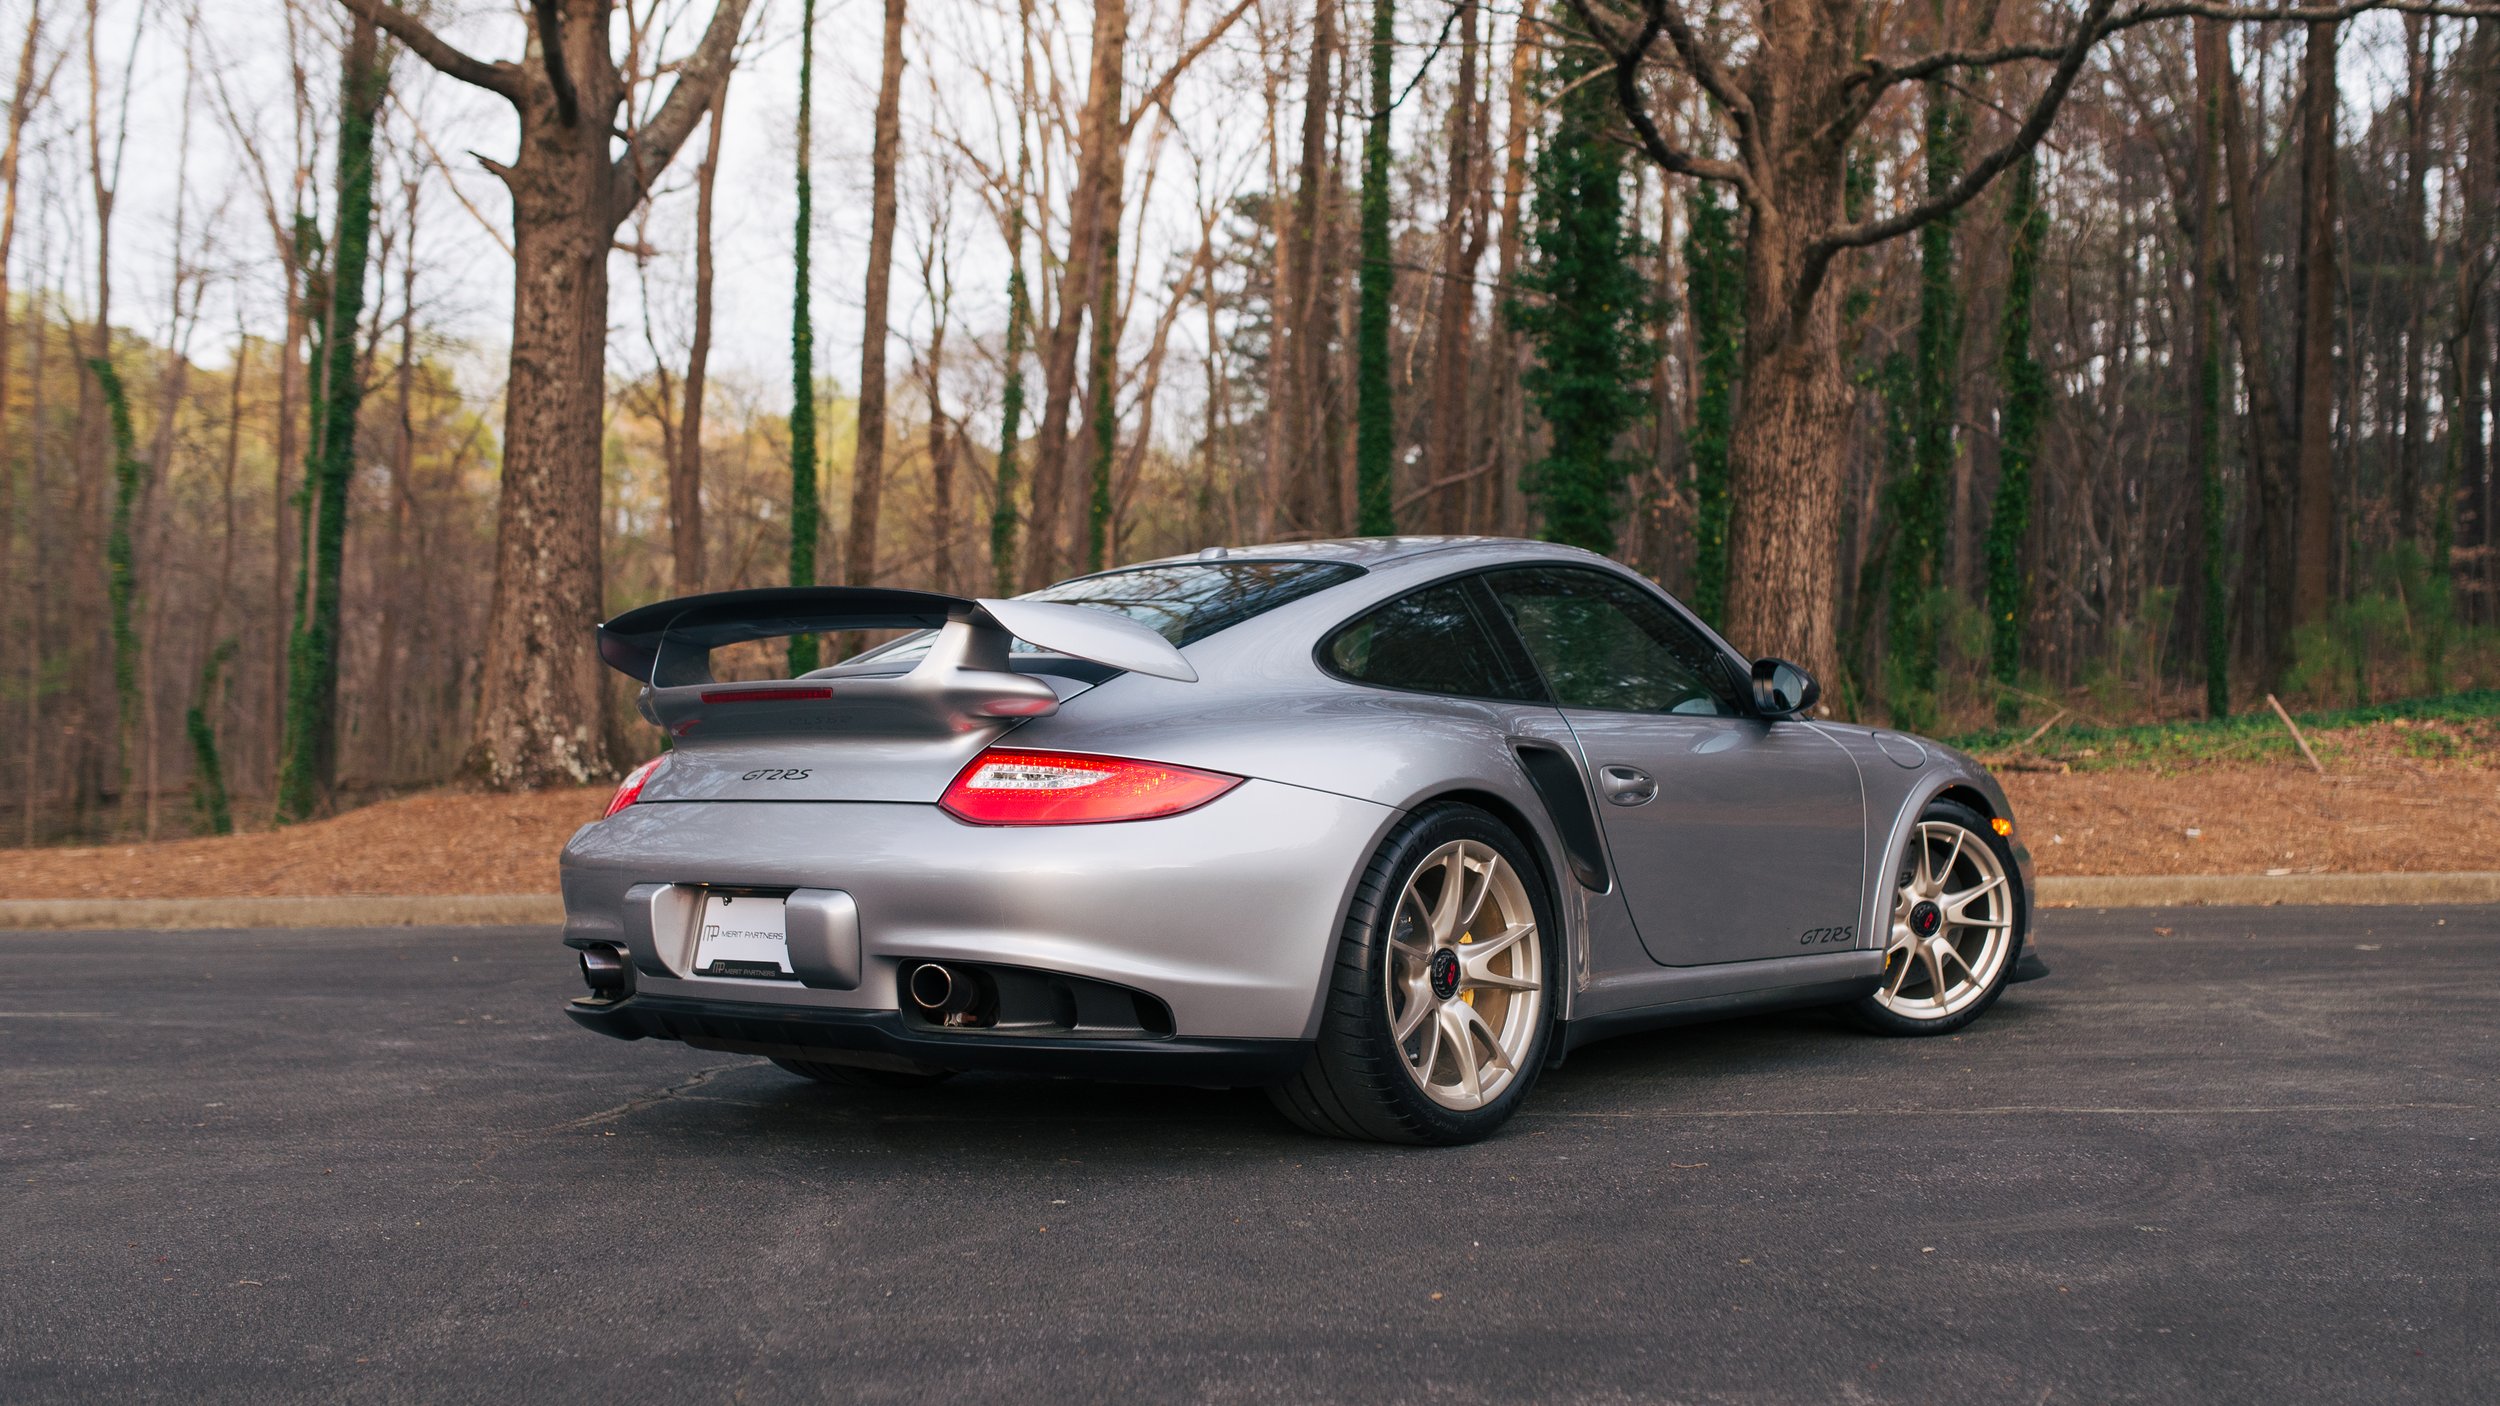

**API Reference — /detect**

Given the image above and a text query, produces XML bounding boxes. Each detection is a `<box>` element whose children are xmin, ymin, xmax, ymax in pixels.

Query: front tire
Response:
<box><xmin>1843</xmin><ymin>798</ymin><xmax>2025</xmax><ymax>1036</ymax></box>
<box><xmin>1269</xmin><ymin>803</ymin><xmax>1558</xmax><ymax>1145</ymax></box>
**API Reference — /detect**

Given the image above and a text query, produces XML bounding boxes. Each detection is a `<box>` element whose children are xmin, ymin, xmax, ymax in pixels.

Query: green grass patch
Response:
<box><xmin>1944</xmin><ymin>690</ymin><xmax>2500</xmax><ymax>773</ymax></box>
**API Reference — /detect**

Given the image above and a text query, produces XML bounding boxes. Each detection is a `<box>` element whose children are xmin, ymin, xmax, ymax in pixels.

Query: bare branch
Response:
<box><xmin>332</xmin><ymin>0</ymin><xmax>519</xmax><ymax>98</ymax></box>
<box><xmin>1859</xmin><ymin>0</ymin><xmax>2500</xmax><ymax>96</ymax></box>
<box><xmin>1563</xmin><ymin>0</ymin><xmax>1750</xmax><ymax>196</ymax></box>
<box><xmin>1123</xmin><ymin>0</ymin><xmax>1258</xmax><ymax>138</ymax></box>
<box><xmin>612</xmin><ymin>0</ymin><xmax>756</xmax><ymax>222</ymax></box>
<box><xmin>1793</xmin><ymin>0</ymin><xmax>2131</xmax><ymax>315</ymax></box>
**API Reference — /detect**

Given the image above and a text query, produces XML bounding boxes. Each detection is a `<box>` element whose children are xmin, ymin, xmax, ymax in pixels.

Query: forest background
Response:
<box><xmin>2</xmin><ymin>0</ymin><xmax>2496</xmax><ymax>845</ymax></box>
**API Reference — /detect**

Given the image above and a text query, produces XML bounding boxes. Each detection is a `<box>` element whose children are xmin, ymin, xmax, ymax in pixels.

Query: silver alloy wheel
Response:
<box><xmin>1384</xmin><ymin>839</ymin><xmax>1544</xmax><ymax>1110</ymax></box>
<box><xmin>1878</xmin><ymin>819</ymin><xmax>2015</xmax><ymax>1020</ymax></box>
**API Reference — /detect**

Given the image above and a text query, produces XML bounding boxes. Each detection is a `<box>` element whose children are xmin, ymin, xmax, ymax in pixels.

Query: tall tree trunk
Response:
<box><xmin>991</xmin><ymin>0</ymin><xmax>1034</xmax><ymax>592</ymax></box>
<box><xmin>2290</xmin><ymin>19</ymin><xmax>2340</xmax><ymax>640</ymax></box>
<box><xmin>1352</xmin><ymin>0</ymin><xmax>1395</xmax><ymax>534</ymax></box>
<box><xmin>1884</xmin><ymin>77</ymin><xmax>1966</xmax><ymax>726</ymax></box>
<box><xmin>846</xmin><ymin>0</ymin><xmax>907</xmax><ymax>616</ymax></box>
<box><xmin>1020</xmin><ymin>0</ymin><xmax>1125</xmax><ymax>587</ymax></box>
<box><xmin>1084</xmin><ymin>203</ymin><xmax>1120</xmax><ymax>570</ymax></box>
<box><xmin>675</xmin><ymin>79</ymin><xmax>724</xmax><ymax>597</ymax></box>
<box><xmin>1487</xmin><ymin>0</ymin><xmax>1536</xmax><ymax>538</ymax></box>
<box><xmin>2218</xmin><ymin>45</ymin><xmax>2299</xmax><ymax>687</ymax></box>
<box><xmin>2397</xmin><ymin>14</ymin><xmax>2434</xmax><ymax>549</ymax></box>
<box><xmin>2451</xmin><ymin>20</ymin><xmax>2498</xmax><ymax>626</ymax></box>
<box><xmin>1684</xmin><ymin>186</ymin><xmax>1741</xmax><ymax>630</ymax></box>
<box><xmin>374</xmin><ymin>171</ymin><xmax>418</xmax><ymax>782</ymax></box>
<box><xmin>2189</xmin><ymin>18</ymin><xmax>2229</xmax><ymax>716</ymax></box>
<box><xmin>788</xmin><ymin>0</ymin><xmax>820</xmax><ymax>672</ymax></box>
<box><xmin>1424</xmin><ymin>0</ymin><xmax>1482</xmax><ymax>536</ymax></box>
<box><xmin>0</xmin><ymin>2</ymin><xmax>47</xmax><ymax>688</ymax></box>
<box><xmin>277</xmin><ymin>14</ymin><xmax>383</xmax><ymax>823</ymax></box>
<box><xmin>1277</xmin><ymin>0</ymin><xmax>1338</xmax><ymax>539</ymax></box>
<box><xmin>1988</xmin><ymin>154</ymin><xmax>2048</xmax><ymax>725</ymax></box>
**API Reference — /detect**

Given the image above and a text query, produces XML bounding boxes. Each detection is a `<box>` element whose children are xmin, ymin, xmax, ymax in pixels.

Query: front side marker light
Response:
<box><xmin>940</xmin><ymin>748</ymin><xmax>1242</xmax><ymax>825</ymax></box>
<box><xmin>1991</xmin><ymin>816</ymin><xmax>2014</xmax><ymax>837</ymax></box>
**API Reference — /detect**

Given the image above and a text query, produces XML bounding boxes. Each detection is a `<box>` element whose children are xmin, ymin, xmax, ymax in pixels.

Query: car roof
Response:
<box><xmin>1125</xmin><ymin>535</ymin><xmax>1614</xmax><ymax>571</ymax></box>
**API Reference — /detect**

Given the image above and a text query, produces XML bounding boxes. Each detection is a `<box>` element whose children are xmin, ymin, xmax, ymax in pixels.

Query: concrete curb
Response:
<box><xmin>2035</xmin><ymin>871</ymin><xmax>2500</xmax><ymax>908</ymax></box>
<box><xmin>0</xmin><ymin>894</ymin><xmax>566</xmax><ymax>931</ymax></box>
<box><xmin>4</xmin><ymin>873</ymin><xmax>2498</xmax><ymax>931</ymax></box>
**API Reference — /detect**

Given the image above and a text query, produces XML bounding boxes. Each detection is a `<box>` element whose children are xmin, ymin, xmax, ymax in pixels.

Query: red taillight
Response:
<box><xmin>939</xmin><ymin>748</ymin><xmax>1241</xmax><ymax>826</ymax></box>
<box><xmin>604</xmin><ymin>755</ymin><xmax>668</xmax><ymax>818</ymax></box>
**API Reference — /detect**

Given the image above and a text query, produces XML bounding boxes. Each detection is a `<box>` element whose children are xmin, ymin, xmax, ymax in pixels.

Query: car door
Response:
<box><xmin>1480</xmin><ymin>566</ymin><xmax>1866</xmax><ymax>967</ymax></box>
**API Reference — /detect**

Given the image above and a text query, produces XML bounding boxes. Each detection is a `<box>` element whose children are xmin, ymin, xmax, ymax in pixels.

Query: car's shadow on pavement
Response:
<box><xmin>589</xmin><ymin>996</ymin><xmax>2035</xmax><ymax>1159</ymax></box>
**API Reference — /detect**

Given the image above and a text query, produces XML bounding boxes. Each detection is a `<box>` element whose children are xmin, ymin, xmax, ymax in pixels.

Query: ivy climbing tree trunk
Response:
<box><xmin>1987</xmin><ymin>154</ymin><xmax>2046</xmax><ymax>726</ymax></box>
<box><xmin>1510</xmin><ymin>17</ymin><xmax>1653</xmax><ymax>554</ymax></box>
<box><xmin>1683</xmin><ymin>185</ymin><xmax>1741</xmax><ymax>629</ymax></box>
<box><xmin>89</xmin><ymin>357</ymin><xmax>144</xmax><ymax>795</ymax></box>
<box><xmin>991</xmin><ymin>0</ymin><xmax>1035</xmax><ymax>594</ymax></box>
<box><xmin>1085</xmin><ymin>207</ymin><xmax>1119</xmax><ymax>570</ymax></box>
<box><xmin>1353</xmin><ymin>0</ymin><xmax>1395</xmax><ymax>534</ymax></box>
<box><xmin>1884</xmin><ymin>76</ymin><xmax>1964</xmax><ymax>729</ymax></box>
<box><xmin>276</xmin><ymin>14</ymin><xmax>382</xmax><ymax>823</ymax></box>
<box><xmin>788</xmin><ymin>0</ymin><xmax>820</xmax><ymax>674</ymax></box>
<box><xmin>187</xmin><ymin>642</ymin><xmax>236</xmax><ymax>835</ymax></box>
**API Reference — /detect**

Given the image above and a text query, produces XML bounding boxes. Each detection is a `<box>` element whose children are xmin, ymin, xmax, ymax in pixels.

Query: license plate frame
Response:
<box><xmin>691</xmin><ymin>890</ymin><xmax>796</xmax><ymax>979</ymax></box>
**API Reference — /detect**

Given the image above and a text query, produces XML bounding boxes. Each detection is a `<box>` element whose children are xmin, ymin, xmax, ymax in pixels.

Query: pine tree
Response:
<box><xmin>1353</xmin><ymin>0</ymin><xmax>1396</xmax><ymax>535</ymax></box>
<box><xmin>1684</xmin><ymin>186</ymin><xmax>1742</xmax><ymax>628</ymax></box>
<box><xmin>1509</xmin><ymin>23</ymin><xmax>1654</xmax><ymax>554</ymax></box>
<box><xmin>1987</xmin><ymin>154</ymin><xmax>2048</xmax><ymax>724</ymax></box>
<box><xmin>788</xmin><ymin>0</ymin><xmax>821</xmax><ymax>674</ymax></box>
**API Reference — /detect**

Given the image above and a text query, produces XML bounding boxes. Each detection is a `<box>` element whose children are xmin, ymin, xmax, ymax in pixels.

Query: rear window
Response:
<box><xmin>844</xmin><ymin>560</ymin><xmax>1362</xmax><ymax>668</ymax></box>
<box><xmin>1029</xmin><ymin>560</ymin><xmax>1364</xmax><ymax>645</ymax></box>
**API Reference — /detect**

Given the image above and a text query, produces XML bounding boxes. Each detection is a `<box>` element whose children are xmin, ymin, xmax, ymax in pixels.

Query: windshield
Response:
<box><xmin>843</xmin><ymin>560</ymin><xmax>1364</xmax><ymax>668</ymax></box>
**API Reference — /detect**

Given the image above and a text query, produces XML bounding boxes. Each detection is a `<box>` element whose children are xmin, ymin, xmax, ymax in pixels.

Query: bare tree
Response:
<box><xmin>334</xmin><ymin>0</ymin><xmax>754</xmax><ymax>787</ymax></box>
<box><xmin>847</xmin><ymin>0</ymin><xmax>909</xmax><ymax>618</ymax></box>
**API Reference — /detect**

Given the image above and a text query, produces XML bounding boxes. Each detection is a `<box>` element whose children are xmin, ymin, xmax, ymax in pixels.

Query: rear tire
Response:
<box><xmin>770</xmin><ymin>1056</ymin><xmax>957</xmax><ymax>1090</ymax></box>
<box><xmin>1841</xmin><ymin>798</ymin><xmax>2026</xmax><ymax>1037</ymax></box>
<box><xmin>1268</xmin><ymin>803</ymin><xmax>1558</xmax><ymax>1145</ymax></box>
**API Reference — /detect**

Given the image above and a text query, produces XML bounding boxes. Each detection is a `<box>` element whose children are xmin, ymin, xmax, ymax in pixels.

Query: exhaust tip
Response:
<box><xmin>578</xmin><ymin>944</ymin><xmax>631</xmax><ymax>997</ymax></box>
<box><xmin>906</xmin><ymin>962</ymin><xmax>958</xmax><ymax>1012</ymax></box>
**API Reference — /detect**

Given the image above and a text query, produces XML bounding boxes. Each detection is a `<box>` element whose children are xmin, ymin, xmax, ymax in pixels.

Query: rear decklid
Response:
<box><xmin>597</xmin><ymin>586</ymin><xmax>1195</xmax><ymax>803</ymax></box>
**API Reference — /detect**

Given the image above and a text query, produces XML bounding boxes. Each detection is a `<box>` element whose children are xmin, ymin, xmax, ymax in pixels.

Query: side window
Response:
<box><xmin>1325</xmin><ymin>581</ymin><xmax>1546</xmax><ymax>703</ymax></box>
<box><xmin>1484</xmin><ymin>567</ymin><xmax>1742</xmax><ymax>716</ymax></box>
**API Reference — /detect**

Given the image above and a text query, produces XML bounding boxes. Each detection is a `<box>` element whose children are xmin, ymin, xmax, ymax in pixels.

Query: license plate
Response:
<box><xmin>692</xmin><ymin>892</ymin><xmax>794</xmax><ymax>979</ymax></box>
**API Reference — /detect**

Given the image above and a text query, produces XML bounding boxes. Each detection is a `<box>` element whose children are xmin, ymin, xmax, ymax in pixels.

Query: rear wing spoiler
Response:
<box><xmin>595</xmin><ymin>586</ymin><xmax>1196</xmax><ymax>734</ymax></box>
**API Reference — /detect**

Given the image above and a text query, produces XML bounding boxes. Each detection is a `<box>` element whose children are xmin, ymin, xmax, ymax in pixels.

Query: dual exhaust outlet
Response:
<box><xmin>578</xmin><ymin>944</ymin><xmax>990</xmax><ymax>1027</ymax></box>
<box><xmin>905</xmin><ymin>962</ymin><xmax>994</xmax><ymax>1027</ymax></box>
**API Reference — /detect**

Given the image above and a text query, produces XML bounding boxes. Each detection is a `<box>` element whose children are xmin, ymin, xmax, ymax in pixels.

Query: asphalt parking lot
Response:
<box><xmin>4</xmin><ymin>906</ymin><xmax>2495</xmax><ymax>1404</ymax></box>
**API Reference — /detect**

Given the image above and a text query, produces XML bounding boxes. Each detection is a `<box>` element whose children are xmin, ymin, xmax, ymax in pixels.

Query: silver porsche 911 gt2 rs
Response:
<box><xmin>561</xmin><ymin>537</ymin><xmax>2043</xmax><ymax>1144</ymax></box>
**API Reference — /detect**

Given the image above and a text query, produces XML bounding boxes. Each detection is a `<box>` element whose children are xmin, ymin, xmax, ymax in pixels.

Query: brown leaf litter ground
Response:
<box><xmin>0</xmin><ymin>715</ymin><xmax>2490</xmax><ymax>899</ymax></box>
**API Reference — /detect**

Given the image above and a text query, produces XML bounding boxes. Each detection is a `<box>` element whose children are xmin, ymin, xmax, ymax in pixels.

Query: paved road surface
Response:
<box><xmin>4</xmin><ymin>907</ymin><xmax>2494</xmax><ymax>1403</ymax></box>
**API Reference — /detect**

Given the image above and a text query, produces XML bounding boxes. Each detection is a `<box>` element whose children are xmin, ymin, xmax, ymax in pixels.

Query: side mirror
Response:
<box><xmin>1750</xmin><ymin>658</ymin><xmax>1821</xmax><ymax>719</ymax></box>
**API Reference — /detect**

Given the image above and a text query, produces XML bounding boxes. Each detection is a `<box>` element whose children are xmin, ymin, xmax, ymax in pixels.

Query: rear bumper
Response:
<box><xmin>567</xmin><ymin>992</ymin><xmax>1310</xmax><ymax>1086</ymax></box>
<box><xmin>558</xmin><ymin>780</ymin><xmax>1398</xmax><ymax>1043</ymax></box>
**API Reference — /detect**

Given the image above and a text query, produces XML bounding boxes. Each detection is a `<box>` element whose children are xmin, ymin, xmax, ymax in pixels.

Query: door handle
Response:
<box><xmin>1597</xmin><ymin>765</ymin><xmax>1656</xmax><ymax>806</ymax></box>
